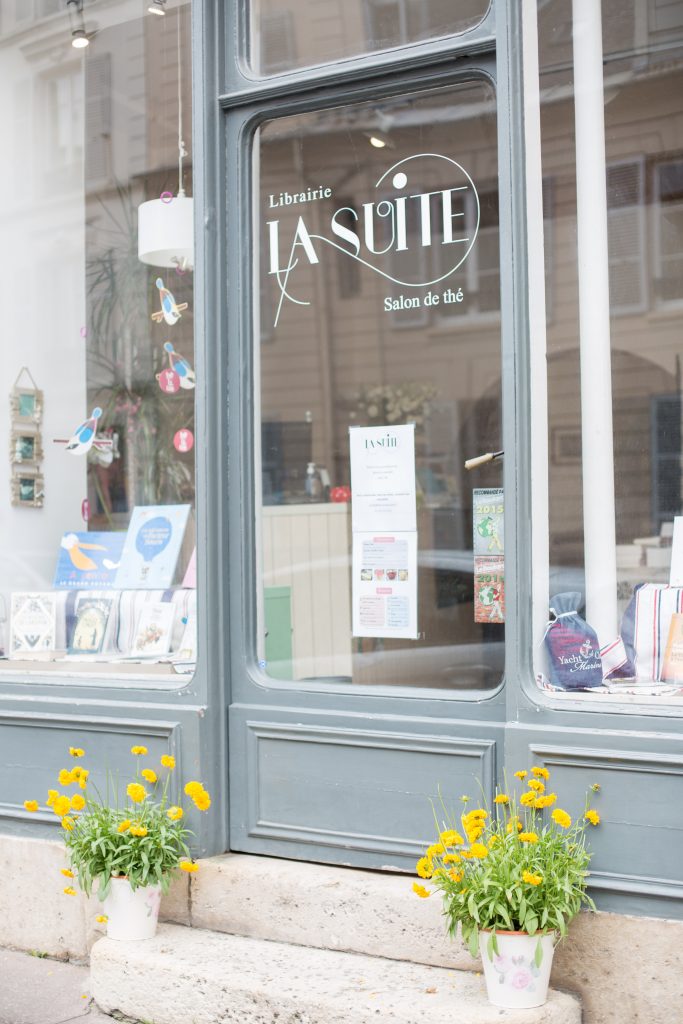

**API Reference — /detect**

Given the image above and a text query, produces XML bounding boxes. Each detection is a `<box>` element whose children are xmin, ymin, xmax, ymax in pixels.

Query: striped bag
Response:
<box><xmin>620</xmin><ymin>583</ymin><xmax>683</xmax><ymax>681</ymax></box>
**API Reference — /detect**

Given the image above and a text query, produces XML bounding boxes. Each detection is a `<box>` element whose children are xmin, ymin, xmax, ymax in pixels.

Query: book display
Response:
<box><xmin>2</xmin><ymin>505</ymin><xmax>197</xmax><ymax>674</ymax></box>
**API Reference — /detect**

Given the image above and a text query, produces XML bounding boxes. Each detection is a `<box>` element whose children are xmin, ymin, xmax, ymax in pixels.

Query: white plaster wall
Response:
<box><xmin>0</xmin><ymin>21</ymin><xmax>87</xmax><ymax>625</ymax></box>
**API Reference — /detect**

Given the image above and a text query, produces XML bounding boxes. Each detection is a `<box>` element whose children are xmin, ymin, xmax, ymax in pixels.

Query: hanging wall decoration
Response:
<box><xmin>10</xmin><ymin>368</ymin><xmax>44</xmax><ymax>508</ymax></box>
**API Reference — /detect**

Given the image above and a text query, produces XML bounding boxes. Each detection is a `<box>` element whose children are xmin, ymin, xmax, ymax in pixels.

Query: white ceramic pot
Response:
<box><xmin>478</xmin><ymin>930</ymin><xmax>556</xmax><ymax>1008</ymax></box>
<box><xmin>103</xmin><ymin>877</ymin><xmax>161</xmax><ymax>941</ymax></box>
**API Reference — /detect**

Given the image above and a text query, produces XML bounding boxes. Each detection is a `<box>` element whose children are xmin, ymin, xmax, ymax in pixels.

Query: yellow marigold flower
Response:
<box><xmin>469</xmin><ymin>842</ymin><xmax>489</xmax><ymax>859</ymax></box>
<box><xmin>443</xmin><ymin>853</ymin><xmax>461</xmax><ymax>864</ymax></box>
<box><xmin>591</xmin><ymin>783</ymin><xmax>601</xmax><ymax>793</ymax></box>
<box><xmin>126</xmin><ymin>782</ymin><xmax>147</xmax><ymax>804</ymax></box>
<box><xmin>522</xmin><ymin>871</ymin><xmax>543</xmax><ymax>886</ymax></box>
<box><xmin>61</xmin><ymin>868</ymin><xmax>74</xmax><ymax>878</ymax></box>
<box><xmin>184</xmin><ymin>781</ymin><xmax>204</xmax><ymax>797</ymax></box>
<box><xmin>129</xmin><ymin>826</ymin><xmax>148</xmax><ymax>837</ymax></box>
<box><xmin>465</xmin><ymin>808</ymin><xmax>487</xmax><ymax>820</ymax></box>
<box><xmin>506</xmin><ymin>816</ymin><xmax>523</xmax><ymax>833</ymax></box>
<box><xmin>193</xmin><ymin>790</ymin><xmax>211</xmax><ymax>812</ymax></box>
<box><xmin>161</xmin><ymin>755</ymin><xmax>176</xmax><ymax>769</ymax></box>
<box><xmin>167</xmin><ymin>806</ymin><xmax>183</xmax><ymax>821</ymax></box>
<box><xmin>63</xmin><ymin>887</ymin><xmax>77</xmax><ymax>896</ymax></box>
<box><xmin>460</xmin><ymin>849</ymin><xmax>473</xmax><ymax>859</ymax></box>
<box><xmin>23</xmin><ymin>800</ymin><xmax>39</xmax><ymax>812</ymax></box>
<box><xmin>70</xmin><ymin>794</ymin><xmax>85</xmax><ymax>812</ymax></box>
<box><xmin>46</xmin><ymin>790</ymin><xmax>58</xmax><ymax>807</ymax></box>
<box><xmin>531</xmin><ymin>766</ymin><xmax>550</xmax><ymax>780</ymax></box>
<box><xmin>488</xmin><ymin>835</ymin><xmax>499</xmax><ymax>848</ymax></box>
<box><xmin>528</xmin><ymin>779</ymin><xmax>545</xmax><ymax>793</ymax></box>
<box><xmin>520</xmin><ymin>791</ymin><xmax>536</xmax><ymax>807</ymax></box>
<box><xmin>61</xmin><ymin>817</ymin><xmax>75</xmax><ymax>831</ymax></box>
<box><xmin>141</xmin><ymin>769</ymin><xmax>157</xmax><ymax>784</ymax></box>
<box><xmin>448</xmin><ymin>869</ymin><xmax>463</xmax><ymax>882</ymax></box>
<box><xmin>494</xmin><ymin>794</ymin><xmax>509</xmax><ymax>804</ymax></box>
<box><xmin>534</xmin><ymin>792</ymin><xmax>557</xmax><ymax>809</ymax></box>
<box><xmin>552</xmin><ymin>808</ymin><xmax>572</xmax><ymax>829</ymax></box>
<box><xmin>53</xmin><ymin>795</ymin><xmax>71</xmax><ymax>817</ymax></box>
<box><xmin>432</xmin><ymin>867</ymin><xmax>447</xmax><ymax>880</ymax></box>
<box><xmin>519</xmin><ymin>832</ymin><xmax>539</xmax><ymax>843</ymax></box>
<box><xmin>426</xmin><ymin>842</ymin><xmax>444</xmax><ymax>859</ymax></box>
<box><xmin>71</xmin><ymin>767</ymin><xmax>90</xmax><ymax>790</ymax></box>
<box><xmin>514</xmin><ymin>770</ymin><xmax>528</xmax><ymax>780</ymax></box>
<box><xmin>179</xmin><ymin>860</ymin><xmax>199</xmax><ymax>873</ymax></box>
<box><xmin>439</xmin><ymin>830</ymin><xmax>464</xmax><ymax>847</ymax></box>
<box><xmin>413</xmin><ymin>882</ymin><xmax>430</xmax><ymax>898</ymax></box>
<box><xmin>118</xmin><ymin>820</ymin><xmax>131</xmax><ymax>833</ymax></box>
<box><xmin>130</xmin><ymin>745</ymin><xmax>148</xmax><ymax>756</ymax></box>
<box><xmin>69</xmin><ymin>748</ymin><xmax>85</xmax><ymax>758</ymax></box>
<box><xmin>96</xmin><ymin>915</ymin><xmax>108</xmax><ymax>923</ymax></box>
<box><xmin>585</xmin><ymin>809</ymin><xmax>600</xmax><ymax>826</ymax></box>
<box><xmin>466</xmin><ymin>827</ymin><xmax>484</xmax><ymax>844</ymax></box>
<box><xmin>416</xmin><ymin>856</ymin><xmax>433</xmax><ymax>879</ymax></box>
<box><xmin>58</xmin><ymin>769</ymin><xmax>74</xmax><ymax>787</ymax></box>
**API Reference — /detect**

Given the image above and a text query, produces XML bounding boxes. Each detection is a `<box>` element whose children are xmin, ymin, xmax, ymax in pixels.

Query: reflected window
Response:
<box><xmin>255</xmin><ymin>82</ymin><xmax>504</xmax><ymax>691</ymax></box>
<box><xmin>249</xmin><ymin>0</ymin><xmax>489</xmax><ymax>76</ymax></box>
<box><xmin>0</xmin><ymin>1</ymin><xmax>198</xmax><ymax>681</ymax></box>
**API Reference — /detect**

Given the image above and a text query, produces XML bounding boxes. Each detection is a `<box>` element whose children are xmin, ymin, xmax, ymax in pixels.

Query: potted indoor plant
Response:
<box><xmin>413</xmin><ymin>767</ymin><xmax>601</xmax><ymax>1008</ymax></box>
<box><xmin>23</xmin><ymin>743</ymin><xmax>211</xmax><ymax>940</ymax></box>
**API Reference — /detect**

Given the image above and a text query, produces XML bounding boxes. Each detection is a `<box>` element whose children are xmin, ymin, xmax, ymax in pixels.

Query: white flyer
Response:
<box><xmin>352</xmin><ymin>532</ymin><xmax>418</xmax><ymax>639</ymax></box>
<box><xmin>349</xmin><ymin>423</ymin><xmax>416</xmax><ymax>533</ymax></box>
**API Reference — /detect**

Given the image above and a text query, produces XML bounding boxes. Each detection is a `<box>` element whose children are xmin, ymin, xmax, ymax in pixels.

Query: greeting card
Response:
<box><xmin>9</xmin><ymin>593</ymin><xmax>57</xmax><ymax>659</ymax></box>
<box><xmin>69</xmin><ymin>598</ymin><xmax>113</xmax><ymax>655</ymax></box>
<box><xmin>130</xmin><ymin>602</ymin><xmax>175</xmax><ymax>657</ymax></box>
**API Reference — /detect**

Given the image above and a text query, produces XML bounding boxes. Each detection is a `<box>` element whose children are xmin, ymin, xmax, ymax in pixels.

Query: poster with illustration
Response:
<box><xmin>53</xmin><ymin>532</ymin><xmax>125</xmax><ymax>589</ymax></box>
<box><xmin>114</xmin><ymin>505</ymin><xmax>191</xmax><ymax>589</ymax></box>
<box><xmin>473</xmin><ymin>488</ymin><xmax>504</xmax><ymax>555</ymax></box>
<box><xmin>474</xmin><ymin>556</ymin><xmax>505</xmax><ymax>624</ymax></box>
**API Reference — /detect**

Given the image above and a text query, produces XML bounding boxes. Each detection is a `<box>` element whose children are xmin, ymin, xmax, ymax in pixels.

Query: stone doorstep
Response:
<box><xmin>161</xmin><ymin>852</ymin><xmax>477</xmax><ymax>971</ymax></box>
<box><xmin>91</xmin><ymin>923</ymin><xmax>582</xmax><ymax>1024</ymax></box>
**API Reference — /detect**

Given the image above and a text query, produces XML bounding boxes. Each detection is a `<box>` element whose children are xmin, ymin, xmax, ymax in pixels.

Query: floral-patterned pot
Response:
<box><xmin>103</xmin><ymin>877</ymin><xmax>161</xmax><ymax>941</ymax></box>
<box><xmin>478</xmin><ymin>930</ymin><xmax>557</xmax><ymax>1008</ymax></box>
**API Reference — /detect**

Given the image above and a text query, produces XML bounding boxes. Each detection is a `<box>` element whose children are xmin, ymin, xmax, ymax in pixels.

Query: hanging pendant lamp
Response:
<box><xmin>138</xmin><ymin>9</ymin><xmax>194</xmax><ymax>271</ymax></box>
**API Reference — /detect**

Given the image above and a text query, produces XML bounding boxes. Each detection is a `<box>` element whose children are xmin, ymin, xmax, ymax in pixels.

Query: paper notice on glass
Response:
<box><xmin>473</xmin><ymin>488</ymin><xmax>504</xmax><ymax>554</ymax></box>
<box><xmin>474</xmin><ymin>556</ymin><xmax>505</xmax><ymax>624</ymax></box>
<box><xmin>352</xmin><ymin>532</ymin><xmax>418</xmax><ymax>638</ymax></box>
<box><xmin>349</xmin><ymin>424</ymin><xmax>416</xmax><ymax>533</ymax></box>
<box><xmin>669</xmin><ymin>516</ymin><xmax>683</xmax><ymax>585</ymax></box>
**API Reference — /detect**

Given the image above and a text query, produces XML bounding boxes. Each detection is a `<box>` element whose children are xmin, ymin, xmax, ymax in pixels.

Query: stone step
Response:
<box><xmin>162</xmin><ymin>853</ymin><xmax>476</xmax><ymax>971</ymax></box>
<box><xmin>91</xmin><ymin>923</ymin><xmax>581</xmax><ymax>1024</ymax></box>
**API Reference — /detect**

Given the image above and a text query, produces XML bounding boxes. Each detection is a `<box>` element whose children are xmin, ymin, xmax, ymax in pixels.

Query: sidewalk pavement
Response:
<box><xmin>0</xmin><ymin>948</ymin><xmax>136</xmax><ymax>1024</ymax></box>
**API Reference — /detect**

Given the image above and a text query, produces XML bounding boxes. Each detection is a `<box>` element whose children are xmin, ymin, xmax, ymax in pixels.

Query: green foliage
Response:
<box><xmin>64</xmin><ymin>788</ymin><xmax>192</xmax><ymax>901</ymax></box>
<box><xmin>416</xmin><ymin>775</ymin><xmax>600</xmax><ymax>958</ymax></box>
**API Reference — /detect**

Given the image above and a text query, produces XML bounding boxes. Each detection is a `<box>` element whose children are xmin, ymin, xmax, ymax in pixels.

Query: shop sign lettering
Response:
<box><xmin>265</xmin><ymin>153</ymin><xmax>480</xmax><ymax>327</ymax></box>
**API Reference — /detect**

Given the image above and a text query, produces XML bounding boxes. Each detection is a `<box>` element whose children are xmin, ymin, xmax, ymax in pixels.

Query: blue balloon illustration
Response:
<box><xmin>135</xmin><ymin>516</ymin><xmax>172</xmax><ymax>564</ymax></box>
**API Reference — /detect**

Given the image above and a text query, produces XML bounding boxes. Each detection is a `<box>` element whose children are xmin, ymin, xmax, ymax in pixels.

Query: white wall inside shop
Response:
<box><xmin>0</xmin><ymin>24</ymin><xmax>87</xmax><ymax>622</ymax></box>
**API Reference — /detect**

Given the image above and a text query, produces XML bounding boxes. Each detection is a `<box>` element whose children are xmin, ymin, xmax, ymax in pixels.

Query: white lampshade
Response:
<box><xmin>137</xmin><ymin>195</ymin><xmax>194</xmax><ymax>270</ymax></box>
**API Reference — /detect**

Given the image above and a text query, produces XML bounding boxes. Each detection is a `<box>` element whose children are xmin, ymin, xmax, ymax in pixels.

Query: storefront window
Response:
<box><xmin>535</xmin><ymin>0</ymin><xmax>683</xmax><ymax>698</ymax></box>
<box><xmin>0</xmin><ymin>1</ymin><xmax>197</xmax><ymax>681</ymax></box>
<box><xmin>255</xmin><ymin>82</ymin><xmax>504</xmax><ymax>690</ymax></box>
<box><xmin>248</xmin><ymin>0</ymin><xmax>489</xmax><ymax>76</ymax></box>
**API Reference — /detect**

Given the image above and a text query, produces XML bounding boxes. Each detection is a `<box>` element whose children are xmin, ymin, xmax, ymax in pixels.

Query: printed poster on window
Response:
<box><xmin>349</xmin><ymin>423</ymin><xmax>417</xmax><ymax>533</ymax></box>
<box><xmin>350</xmin><ymin>423</ymin><xmax>418</xmax><ymax>638</ymax></box>
<box><xmin>352</xmin><ymin>532</ymin><xmax>418</xmax><ymax>639</ymax></box>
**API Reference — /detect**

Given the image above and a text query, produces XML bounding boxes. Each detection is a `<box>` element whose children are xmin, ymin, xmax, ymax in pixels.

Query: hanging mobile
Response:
<box><xmin>464</xmin><ymin>450</ymin><xmax>504</xmax><ymax>470</ymax></box>
<box><xmin>53</xmin><ymin>407</ymin><xmax>113</xmax><ymax>456</ymax></box>
<box><xmin>151</xmin><ymin>277</ymin><xmax>188</xmax><ymax>326</ymax></box>
<box><xmin>157</xmin><ymin>341</ymin><xmax>195</xmax><ymax>390</ymax></box>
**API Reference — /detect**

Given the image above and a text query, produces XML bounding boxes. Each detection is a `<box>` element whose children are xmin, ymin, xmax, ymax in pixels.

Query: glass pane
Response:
<box><xmin>0</xmin><ymin>2</ymin><xmax>198</xmax><ymax>681</ymax></box>
<box><xmin>249</xmin><ymin>0</ymin><xmax>489</xmax><ymax>76</ymax></box>
<box><xmin>536</xmin><ymin>0</ymin><xmax>683</xmax><ymax>696</ymax></box>
<box><xmin>255</xmin><ymin>82</ymin><xmax>503</xmax><ymax>691</ymax></box>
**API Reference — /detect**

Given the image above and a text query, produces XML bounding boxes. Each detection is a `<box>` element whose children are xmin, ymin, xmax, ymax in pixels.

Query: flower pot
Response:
<box><xmin>478</xmin><ymin>930</ymin><xmax>556</xmax><ymax>1008</ymax></box>
<box><xmin>103</xmin><ymin>877</ymin><xmax>161</xmax><ymax>941</ymax></box>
